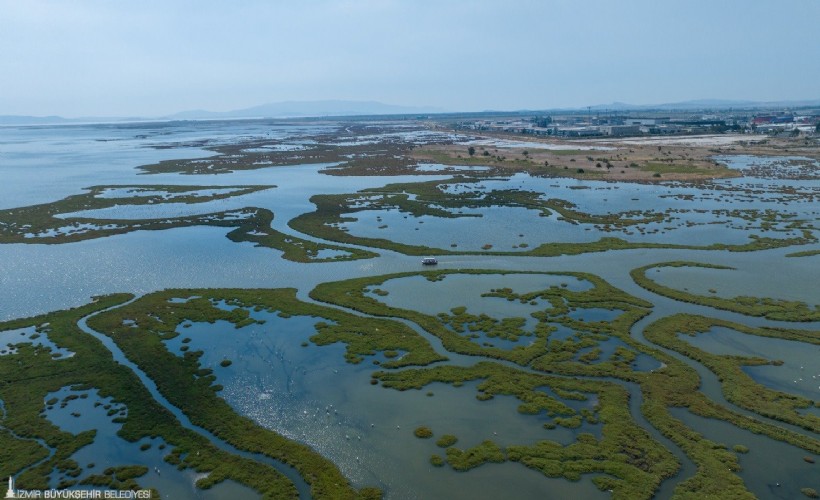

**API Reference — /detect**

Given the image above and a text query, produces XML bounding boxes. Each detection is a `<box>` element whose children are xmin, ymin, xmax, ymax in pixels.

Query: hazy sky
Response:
<box><xmin>2</xmin><ymin>0</ymin><xmax>819</xmax><ymax>117</ymax></box>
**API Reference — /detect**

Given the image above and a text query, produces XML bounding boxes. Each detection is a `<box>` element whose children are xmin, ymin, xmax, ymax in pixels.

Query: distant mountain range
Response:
<box><xmin>165</xmin><ymin>100</ymin><xmax>444</xmax><ymax>120</ymax></box>
<box><xmin>0</xmin><ymin>114</ymin><xmax>143</xmax><ymax>125</ymax></box>
<box><xmin>3</xmin><ymin>98</ymin><xmax>820</xmax><ymax>125</ymax></box>
<box><xmin>0</xmin><ymin>100</ymin><xmax>444</xmax><ymax>125</ymax></box>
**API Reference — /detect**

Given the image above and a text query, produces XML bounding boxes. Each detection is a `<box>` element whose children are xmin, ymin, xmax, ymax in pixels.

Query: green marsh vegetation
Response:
<box><xmin>137</xmin><ymin>128</ymin><xmax>427</xmax><ymax>177</ymax></box>
<box><xmin>436</xmin><ymin>434</ymin><xmax>458</xmax><ymax>448</ymax></box>
<box><xmin>288</xmin><ymin>178</ymin><xmax>816</xmax><ymax>258</ymax></box>
<box><xmin>532</xmin><ymin>311</ymin><xmax>819</xmax><ymax>498</ymax></box>
<box><xmin>445</xmin><ymin>440</ymin><xmax>506</xmax><ymax>471</ymax></box>
<box><xmin>315</xmin><ymin>268</ymin><xmax>819</xmax><ymax>497</ymax></box>
<box><xmin>0</xmin><ymin>184</ymin><xmax>270</xmax><ymax>244</ymax></box>
<box><xmin>223</xmin><ymin>207</ymin><xmax>377</xmax><ymax>262</ymax></box>
<box><xmin>413</xmin><ymin>427</ymin><xmax>433</xmax><ymax>439</ymax></box>
<box><xmin>80</xmin><ymin>465</ymin><xmax>150</xmax><ymax>492</ymax></box>
<box><xmin>0</xmin><ymin>295</ymin><xmax>301</xmax><ymax>499</ymax></box>
<box><xmin>512</xmin><ymin>280</ymin><xmax>819</xmax><ymax>497</ymax></box>
<box><xmin>631</xmin><ymin>314</ymin><xmax>820</xmax><ymax>498</ymax></box>
<box><xmin>44</xmin><ymin>271</ymin><xmax>678</xmax><ymax>497</ymax></box>
<box><xmin>787</xmin><ymin>249</ymin><xmax>820</xmax><ymax>258</ymax></box>
<box><xmin>3</xmin><ymin>268</ymin><xmax>814</xmax><ymax>499</ymax></box>
<box><xmin>376</xmin><ymin>362</ymin><xmax>677</xmax><ymax>500</ymax></box>
<box><xmin>311</xmin><ymin>269</ymin><xmax>651</xmax><ymax>366</ymax></box>
<box><xmin>86</xmin><ymin>288</ymin><xmax>456</xmax><ymax>497</ymax></box>
<box><xmin>642</xmin><ymin>314</ymin><xmax>820</xmax><ymax>433</ymax></box>
<box><xmin>641</xmin><ymin>161</ymin><xmax>710</xmax><ymax>175</ymax></box>
<box><xmin>0</xmin><ymin>184</ymin><xmax>374</xmax><ymax>262</ymax></box>
<box><xmin>631</xmin><ymin>261</ymin><xmax>820</xmax><ymax>321</ymax></box>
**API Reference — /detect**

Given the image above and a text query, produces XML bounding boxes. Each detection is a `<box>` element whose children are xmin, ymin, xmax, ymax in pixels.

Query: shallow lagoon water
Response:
<box><xmin>43</xmin><ymin>386</ymin><xmax>260</xmax><ymax>499</ymax></box>
<box><xmin>0</xmin><ymin>124</ymin><xmax>215</xmax><ymax>209</ymax></box>
<box><xmin>2</xmin><ymin>121</ymin><xmax>818</xmax><ymax>499</ymax></box>
<box><xmin>682</xmin><ymin>326</ymin><xmax>820</xmax><ymax>401</ymax></box>
<box><xmin>363</xmin><ymin>273</ymin><xmax>613</xmax><ymax>350</ymax></box>
<box><xmin>171</xmin><ymin>309</ymin><xmax>605</xmax><ymax>498</ymax></box>
<box><xmin>344</xmin><ymin>205</ymin><xmax>604</xmax><ymax>250</ymax></box>
<box><xmin>0</xmin><ymin>326</ymin><xmax>74</xmax><ymax>358</ymax></box>
<box><xmin>339</xmin><ymin>171</ymin><xmax>813</xmax><ymax>249</ymax></box>
<box><xmin>648</xmin><ymin>258</ymin><xmax>820</xmax><ymax>304</ymax></box>
<box><xmin>670</xmin><ymin>408</ymin><xmax>819</xmax><ymax>500</ymax></box>
<box><xmin>366</xmin><ymin>273</ymin><xmax>592</xmax><ymax>317</ymax></box>
<box><xmin>717</xmin><ymin>154</ymin><xmax>820</xmax><ymax>180</ymax></box>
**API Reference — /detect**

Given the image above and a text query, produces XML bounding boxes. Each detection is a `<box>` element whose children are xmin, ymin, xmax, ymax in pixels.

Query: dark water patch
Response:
<box><xmin>683</xmin><ymin>326</ymin><xmax>820</xmax><ymax>400</ymax></box>
<box><xmin>669</xmin><ymin>407</ymin><xmax>819</xmax><ymax>499</ymax></box>
<box><xmin>0</xmin><ymin>326</ymin><xmax>74</xmax><ymax>359</ymax></box>
<box><xmin>716</xmin><ymin>155</ymin><xmax>820</xmax><ymax>180</ymax></box>
<box><xmin>567</xmin><ymin>307</ymin><xmax>623</xmax><ymax>323</ymax></box>
<box><xmin>367</xmin><ymin>273</ymin><xmax>591</xmax><ymax>318</ymax></box>
<box><xmin>167</xmin><ymin>296</ymin><xmax>201</xmax><ymax>304</ymax></box>
<box><xmin>547</xmin><ymin>324</ymin><xmax>576</xmax><ymax>341</ymax></box>
<box><xmin>163</xmin><ymin>301</ymin><xmax>592</xmax><ymax>496</ymax></box>
<box><xmin>799</xmin><ymin>406</ymin><xmax>820</xmax><ymax>418</ymax></box>
<box><xmin>651</xmin><ymin>263</ymin><xmax>820</xmax><ymax>305</ymax></box>
<box><xmin>76</xmin><ymin>312</ymin><xmax>313</xmax><ymax>498</ymax></box>
<box><xmin>42</xmin><ymin>387</ymin><xmax>126</xmax><ymax>435</ymax></box>
<box><xmin>41</xmin><ymin>386</ymin><xmax>214</xmax><ymax>496</ymax></box>
<box><xmin>632</xmin><ymin>352</ymin><xmax>663</xmax><ymax>372</ymax></box>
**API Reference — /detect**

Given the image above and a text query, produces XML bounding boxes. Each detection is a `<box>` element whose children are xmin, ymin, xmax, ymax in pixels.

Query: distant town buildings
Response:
<box><xmin>455</xmin><ymin>108</ymin><xmax>820</xmax><ymax>138</ymax></box>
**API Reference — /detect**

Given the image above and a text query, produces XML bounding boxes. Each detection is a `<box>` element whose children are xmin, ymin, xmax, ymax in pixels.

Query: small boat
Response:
<box><xmin>421</xmin><ymin>257</ymin><xmax>438</xmax><ymax>265</ymax></box>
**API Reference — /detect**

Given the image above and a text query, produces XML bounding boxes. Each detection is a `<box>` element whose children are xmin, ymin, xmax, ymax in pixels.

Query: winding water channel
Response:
<box><xmin>77</xmin><ymin>303</ymin><xmax>312</xmax><ymax>498</ymax></box>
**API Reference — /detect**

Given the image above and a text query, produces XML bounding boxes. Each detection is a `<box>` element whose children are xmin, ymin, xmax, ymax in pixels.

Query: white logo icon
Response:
<box><xmin>5</xmin><ymin>476</ymin><xmax>15</xmax><ymax>499</ymax></box>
